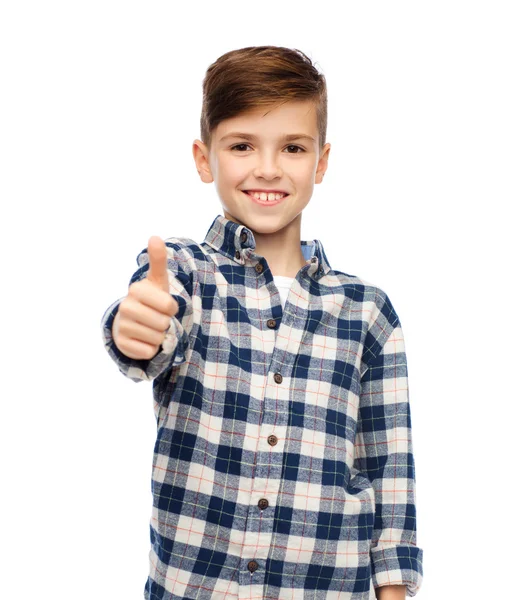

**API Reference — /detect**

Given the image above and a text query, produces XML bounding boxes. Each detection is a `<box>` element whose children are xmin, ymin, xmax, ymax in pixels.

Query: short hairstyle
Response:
<box><xmin>200</xmin><ymin>45</ymin><xmax>328</xmax><ymax>152</ymax></box>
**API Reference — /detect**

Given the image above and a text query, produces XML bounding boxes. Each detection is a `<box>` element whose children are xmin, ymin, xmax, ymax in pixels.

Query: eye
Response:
<box><xmin>230</xmin><ymin>144</ymin><xmax>305</xmax><ymax>153</ymax></box>
<box><xmin>285</xmin><ymin>145</ymin><xmax>304</xmax><ymax>153</ymax></box>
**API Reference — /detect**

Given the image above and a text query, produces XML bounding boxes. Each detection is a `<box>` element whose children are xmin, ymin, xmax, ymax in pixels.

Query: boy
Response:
<box><xmin>101</xmin><ymin>46</ymin><xmax>423</xmax><ymax>600</ymax></box>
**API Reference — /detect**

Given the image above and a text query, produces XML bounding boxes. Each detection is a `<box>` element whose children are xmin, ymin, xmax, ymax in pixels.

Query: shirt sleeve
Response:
<box><xmin>354</xmin><ymin>294</ymin><xmax>424</xmax><ymax>596</ymax></box>
<box><xmin>100</xmin><ymin>241</ymin><xmax>195</xmax><ymax>383</ymax></box>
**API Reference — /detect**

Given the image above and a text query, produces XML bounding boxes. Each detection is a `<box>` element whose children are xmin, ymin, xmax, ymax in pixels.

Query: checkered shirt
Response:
<box><xmin>100</xmin><ymin>214</ymin><xmax>424</xmax><ymax>599</ymax></box>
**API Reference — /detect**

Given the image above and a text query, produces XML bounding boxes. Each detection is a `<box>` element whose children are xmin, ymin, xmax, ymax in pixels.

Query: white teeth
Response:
<box><xmin>247</xmin><ymin>191</ymin><xmax>286</xmax><ymax>201</ymax></box>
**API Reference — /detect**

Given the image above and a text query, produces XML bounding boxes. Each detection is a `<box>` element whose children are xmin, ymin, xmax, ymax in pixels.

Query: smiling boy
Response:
<box><xmin>101</xmin><ymin>45</ymin><xmax>424</xmax><ymax>600</ymax></box>
<box><xmin>193</xmin><ymin>98</ymin><xmax>328</xmax><ymax>280</ymax></box>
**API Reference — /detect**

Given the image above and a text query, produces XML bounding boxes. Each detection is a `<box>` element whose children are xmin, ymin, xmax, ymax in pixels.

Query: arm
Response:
<box><xmin>376</xmin><ymin>584</ymin><xmax>407</xmax><ymax>600</ymax></box>
<box><xmin>100</xmin><ymin>240</ymin><xmax>195</xmax><ymax>382</ymax></box>
<box><xmin>354</xmin><ymin>293</ymin><xmax>424</xmax><ymax>597</ymax></box>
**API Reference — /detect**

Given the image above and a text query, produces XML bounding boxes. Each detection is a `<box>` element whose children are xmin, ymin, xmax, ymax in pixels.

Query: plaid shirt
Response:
<box><xmin>101</xmin><ymin>214</ymin><xmax>424</xmax><ymax>600</ymax></box>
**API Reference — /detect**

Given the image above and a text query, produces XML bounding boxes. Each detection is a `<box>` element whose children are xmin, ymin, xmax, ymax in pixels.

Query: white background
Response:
<box><xmin>1</xmin><ymin>1</ymin><xmax>518</xmax><ymax>598</ymax></box>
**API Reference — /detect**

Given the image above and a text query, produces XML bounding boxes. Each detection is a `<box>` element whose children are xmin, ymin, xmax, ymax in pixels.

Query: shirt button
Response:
<box><xmin>235</xmin><ymin>250</ymin><xmax>241</xmax><ymax>259</ymax></box>
<box><xmin>258</xmin><ymin>498</ymin><xmax>269</xmax><ymax>510</ymax></box>
<box><xmin>268</xmin><ymin>435</ymin><xmax>278</xmax><ymax>446</ymax></box>
<box><xmin>274</xmin><ymin>373</ymin><xmax>283</xmax><ymax>384</ymax></box>
<box><xmin>240</xmin><ymin>231</ymin><xmax>247</xmax><ymax>243</ymax></box>
<box><xmin>247</xmin><ymin>560</ymin><xmax>259</xmax><ymax>573</ymax></box>
<box><xmin>267</xmin><ymin>319</ymin><xmax>276</xmax><ymax>329</ymax></box>
<box><xmin>255</xmin><ymin>263</ymin><xmax>264</xmax><ymax>274</ymax></box>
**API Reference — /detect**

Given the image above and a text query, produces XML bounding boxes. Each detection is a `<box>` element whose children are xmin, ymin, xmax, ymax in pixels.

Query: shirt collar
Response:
<box><xmin>203</xmin><ymin>214</ymin><xmax>331</xmax><ymax>281</ymax></box>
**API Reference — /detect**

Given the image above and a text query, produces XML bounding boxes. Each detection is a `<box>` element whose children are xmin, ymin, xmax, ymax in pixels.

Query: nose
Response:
<box><xmin>253</xmin><ymin>151</ymin><xmax>283</xmax><ymax>180</ymax></box>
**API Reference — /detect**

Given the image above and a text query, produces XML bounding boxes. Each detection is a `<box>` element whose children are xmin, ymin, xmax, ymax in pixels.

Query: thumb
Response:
<box><xmin>146</xmin><ymin>236</ymin><xmax>170</xmax><ymax>292</ymax></box>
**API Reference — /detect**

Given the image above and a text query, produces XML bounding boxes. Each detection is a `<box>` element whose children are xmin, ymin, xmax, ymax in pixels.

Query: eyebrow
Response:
<box><xmin>220</xmin><ymin>132</ymin><xmax>316</xmax><ymax>143</ymax></box>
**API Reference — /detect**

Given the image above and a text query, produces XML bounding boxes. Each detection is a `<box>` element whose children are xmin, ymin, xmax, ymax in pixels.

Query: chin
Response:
<box><xmin>222</xmin><ymin>205</ymin><xmax>294</xmax><ymax>235</ymax></box>
<box><xmin>249</xmin><ymin>217</ymin><xmax>297</xmax><ymax>237</ymax></box>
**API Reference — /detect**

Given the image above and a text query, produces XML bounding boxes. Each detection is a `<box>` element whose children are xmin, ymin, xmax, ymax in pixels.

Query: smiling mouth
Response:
<box><xmin>242</xmin><ymin>191</ymin><xmax>290</xmax><ymax>202</ymax></box>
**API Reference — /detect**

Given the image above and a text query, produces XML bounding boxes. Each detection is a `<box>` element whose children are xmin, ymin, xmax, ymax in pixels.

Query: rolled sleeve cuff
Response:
<box><xmin>371</xmin><ymin>544</ymin><xmax>424</xmax><ymax>597</ymax></box>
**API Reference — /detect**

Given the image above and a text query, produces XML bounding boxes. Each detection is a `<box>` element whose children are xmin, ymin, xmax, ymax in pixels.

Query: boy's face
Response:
<box><xmin>193</xmin><ymin>99</ymin><xmax>330</xmax><ymax>236</ymax></box>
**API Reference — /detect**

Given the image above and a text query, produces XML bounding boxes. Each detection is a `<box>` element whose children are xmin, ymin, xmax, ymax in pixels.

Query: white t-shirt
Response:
<box><xmin>273</xmin><ymin>275</ymin><xmax>294</xmax><ymax>309</ymax></box>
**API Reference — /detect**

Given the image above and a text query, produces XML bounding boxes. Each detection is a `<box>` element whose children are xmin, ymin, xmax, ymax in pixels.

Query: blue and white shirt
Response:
<box><xmin>100</xmin><ymin>214</ymin><xmax>424</xmax><ymax>600</ymax></box>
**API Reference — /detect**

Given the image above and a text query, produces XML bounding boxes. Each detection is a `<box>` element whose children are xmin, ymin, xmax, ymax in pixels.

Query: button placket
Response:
<box><xmin>242</xmin><ymin>250</ymin><xmax>293</xmax><ymax>582</ymax></box>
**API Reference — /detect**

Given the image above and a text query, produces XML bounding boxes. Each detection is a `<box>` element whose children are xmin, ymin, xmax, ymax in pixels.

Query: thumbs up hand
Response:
<box><xmin>113</xmin><ymin>236</ymin><xmax>180</xmax><ymax>360</ymax></box>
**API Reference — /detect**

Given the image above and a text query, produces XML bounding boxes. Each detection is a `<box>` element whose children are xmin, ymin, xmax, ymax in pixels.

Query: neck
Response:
<box><xmin>250</xmin><ymin>216</ymin><xmax>307</xmax><ymax>278</ymax></box>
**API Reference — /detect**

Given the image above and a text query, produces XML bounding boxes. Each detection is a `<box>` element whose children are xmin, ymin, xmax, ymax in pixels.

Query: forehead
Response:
<box><xmin>215</xmin><ymin>99</ymin><xmax>318</xmax><ymax>139</ymax></box>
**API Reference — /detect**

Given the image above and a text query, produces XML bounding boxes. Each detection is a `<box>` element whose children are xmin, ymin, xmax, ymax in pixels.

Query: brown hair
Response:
<box><xmin>200</xmin><ymin>46</ymin><xmax>327</xmax><ymax>152</ymax></box>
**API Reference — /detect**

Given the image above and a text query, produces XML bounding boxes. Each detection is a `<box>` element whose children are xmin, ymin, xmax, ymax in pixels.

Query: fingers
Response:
<box><xmin>115</xmin><ymin>297</ymin><xmax>173</xmax><ymax>360</ymax></box>
<box><xmin>115</xmin><ymin>336</ymin><xmax>163</xmax><ymax>361</ymax></box>
<box><xmin>118</xmin><ymin>293</ymin><xmax>174</xmax><ymax>331</ymax></box>
<box><xmin>130</xmin><ymin>277</ymin><xmax>179</xmax><ymax>317</ymax></box>
<box><xmin>117</xmin><ymin>314</ymin><xmax>168</xmax><ymax>348</ymax></box>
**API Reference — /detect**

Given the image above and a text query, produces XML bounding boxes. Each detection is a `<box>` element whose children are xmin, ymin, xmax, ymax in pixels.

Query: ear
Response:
<box><xmin>315</xmin><ymin>142</ymin><xmax>331</xmax><ymax>184</ymax></box>
<box><xmin>192</xmin><ymin>139</ymin><xmax>214</xmax><ymax>183</ymax></box>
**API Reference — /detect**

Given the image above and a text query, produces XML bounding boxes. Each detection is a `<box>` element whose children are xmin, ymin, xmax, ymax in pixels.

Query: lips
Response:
<box><xmin>243</xmin><ymin>191</ymin><xmax>289</xmax><ymax>197</ymax></box>
<box><xmin>242</xmin><ymin>190</ymin><xmax>288</xmax><ymax>206</ymax></box>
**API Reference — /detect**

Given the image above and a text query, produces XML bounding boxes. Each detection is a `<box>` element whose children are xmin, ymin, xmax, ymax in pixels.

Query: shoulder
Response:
<box><xmin>163</xmin><ymin>235</ymin><xmax>198</xmax><ymax>249</ymax></box>
<box><xmin>163</xmin><ymin>235</ymin><xmax>201</xmax><ymax>260</ymax></box>
<box><xmin>331</xmin><ymin>270</ymin><xmax>399</xmax><ymax>324</ymax></box>
<box><xmin>331</xmin><ymin>269</ymin><xmax>401</xmax><ymax>365</ymax></box>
